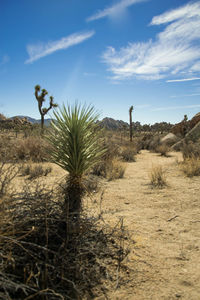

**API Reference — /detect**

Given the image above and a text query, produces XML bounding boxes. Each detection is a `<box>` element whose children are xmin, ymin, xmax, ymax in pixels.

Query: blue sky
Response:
<box><xmin>1</xmin><ymin>0</ymin><xmax>200</xmax><ymax>124</ymax></box>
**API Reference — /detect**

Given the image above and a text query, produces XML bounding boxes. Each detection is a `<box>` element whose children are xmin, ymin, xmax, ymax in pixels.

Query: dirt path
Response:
<box><xmin>88</xmin><ymin>150</ymin><xmax>200</xmax><ymax>300</ymax></box>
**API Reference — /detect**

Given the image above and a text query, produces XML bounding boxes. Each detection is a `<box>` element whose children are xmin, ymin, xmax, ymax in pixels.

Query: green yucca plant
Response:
<box><xmin>47</xmin><ymin>103</ymin><xmax>104</xmax><ymax>220</ymax></box>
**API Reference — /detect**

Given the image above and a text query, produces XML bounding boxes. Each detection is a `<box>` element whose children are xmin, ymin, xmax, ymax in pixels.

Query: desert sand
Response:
<box><xmin>84</xmin><ymin>150</ymin><xmax>200</xmax><ymax>300</ymax></box>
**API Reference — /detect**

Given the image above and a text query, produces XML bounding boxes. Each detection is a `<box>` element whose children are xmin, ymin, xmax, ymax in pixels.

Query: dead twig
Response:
<box><xmin>167</xmin><ymin>215</ymin><xmax>179</xmax><ymax>222</ymax></box>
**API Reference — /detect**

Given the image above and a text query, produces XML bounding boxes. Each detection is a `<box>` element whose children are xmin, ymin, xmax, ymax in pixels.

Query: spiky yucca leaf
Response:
<box><xmin>47</xmin><ymin>104</ymin><xmax>104</xmax><ymax>177</ymax></box>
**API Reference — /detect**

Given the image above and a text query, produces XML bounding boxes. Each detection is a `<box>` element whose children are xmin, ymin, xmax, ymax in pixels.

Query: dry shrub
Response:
<box><xmin>92</xmin><ymin>159</ymin><xmax>125</xmax><ymax>181</ymax></box>
<box><xmin>103</xmin><ymin>139</ymin><xmax>120</xmax><ymax>160</ymax></box>
<box><xmin>15</xmin><ymin>136</ymin><xmax>50</xmax><ymax>162</ymax></box>
<box><xmin>0</xmin><ymin>162</ymin><xmax>20</xmax><ymax>196</ymax></box>
<box><xmin>0</xmin><ymin>181</ymin><xmax>131</xmax><ymax>299</ymax></box>
<box><xmin>92</xmin><ymin>139</ymin><xmax>125</xmax><ymax>180</ymax></box>
<box><xmin>83</xmin><ymin>174</ymin><xmax>101</xmax><ymax>194</ymax></box>
<box><xmin>0</xmin><ymin>135</ymin><xmax>16</xmax><ymax>162</ymax></box>
<box><xmin>92</xmin><ymin>160</ymin><xmax>108</xmax><ymax>177</ymax></box>
<box><xmin>106</xmin><ymin>159</ymin><xmax>126</xmax><ymax>181</ymax></box>
<box><xmin>21</xmin><ymin>163</ymin><xmax>52</xmax><ymax>180</ymax></box>
<box><xmin>155</xmin><ymin>144</ymin><xmax>170</xmax><ymax>157</ymax></box>
<box><xmin>181</xmin><ymin>141</ymin><xmax>200</xmax><ymax>160</ymax></box>
<box><xmin>149</xmin><ymin>165</ymin><xmax>167</xmax><ymax>188</ymax></box>
<box><xmin>180</xmin><ymin>158</ymin><xmax>200</xmax><ymax>177</ymax></box>
<box><xmin>139</xmin><ymin>134</ymin><xmax>161</xmax><ymax>151</ymax></box>
<box><xmin>149</xmin><ymin>135</ymin><xmax>162</xmax><ymax>152</ymax></box>
<box><xmin>121</xmin><ymin>147</ymin><xmax>136</xmax><ymax>162</ymax></box>
<box><xmin>132</xmin><ymin>138</ymin><xmax>143</xmax><ymax>153</ymax></box>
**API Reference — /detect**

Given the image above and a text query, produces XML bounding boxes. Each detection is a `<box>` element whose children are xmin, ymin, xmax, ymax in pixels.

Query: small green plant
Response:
<box><xmin>47</xmin><ymin>103</ymin><xmax>104</xmax><ymax>220</ymax></box>
<box><xmin>149</xmin><ymin>165</ymin><xmax>167</xmax><ymax>188</ymax></box>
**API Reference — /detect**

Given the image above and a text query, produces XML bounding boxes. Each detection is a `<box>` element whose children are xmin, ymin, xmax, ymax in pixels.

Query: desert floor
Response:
<box><xmin>84</xmin><ymin>150</ymin><xmax>200</xmax><ymax>300</ymax></box>
<box><xmin>12</xmin><ymin>150</ymin><xmax>200</xmax><ymax>299</ymax></box>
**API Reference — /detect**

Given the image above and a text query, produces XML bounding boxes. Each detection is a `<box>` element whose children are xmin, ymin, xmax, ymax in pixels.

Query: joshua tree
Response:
<box><xmin>129</xmin><ymin>106</ymin><xmax>134</xmax><ymax>142</ymax></box>
<box><xmin>47</xmin><ymin>103</ymin><xmax>104</xmax><ymax>221</ymax></box>
<box><xmin>34</xmin><ymin>85</ymin><xmax>57</xmax><ymax>134</ymax></box>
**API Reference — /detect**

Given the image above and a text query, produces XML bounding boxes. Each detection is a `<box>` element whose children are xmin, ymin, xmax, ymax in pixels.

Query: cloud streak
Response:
<box><xmin>25</xmin><ymin>31</ymin><xmax>95</xmax><ymax>64</ymax></box>
<box><xmin>166</xmin><ymin>77</ymin><xmax>200</xmax><ymax>83</ymax></box>
<box><xmin>102</xmin><ymin>1</ymin><xmax>200</xmax><ymax>81</ymax></box>
<box><xmin>171</xmin><ymin>93</ymin><xmax>200</xmax><ymax>98</ymax></box>
<box><xmin>152</xmin><ymin>104</ymin><xmax>200</xmax><ymax>112</ymax></box>
<box><xmin>86</xmin><ymin>0</ymin><xmax>147</xmax><ymax>22</ymax></box>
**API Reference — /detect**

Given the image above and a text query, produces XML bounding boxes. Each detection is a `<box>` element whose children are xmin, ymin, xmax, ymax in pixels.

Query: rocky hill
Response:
<box><xmin>97</xmin><ymin>117</ymin><xmax>129</xmax><ymax>130</ymax></box>
<box><xmin>171</xmin><ymin>112</ymin><xmax>200</xmax><ymax>137</ymax></box>
<box><xmin>11</xmin><ymin>116</ymin><xmax>52</xmax><ymax>126</ymax></box>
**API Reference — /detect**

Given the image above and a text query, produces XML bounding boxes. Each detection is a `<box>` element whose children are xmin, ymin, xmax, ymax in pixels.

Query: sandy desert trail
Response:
<box><xmin>86</xmin><ymin>150</ymin><xmax>200</xmax><ymax>300</ymax></box>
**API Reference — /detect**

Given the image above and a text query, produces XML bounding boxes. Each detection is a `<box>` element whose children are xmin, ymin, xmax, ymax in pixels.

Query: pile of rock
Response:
<box><xmin>0</xmin><ymin>115</ymin><xmax>31</xmax><ymax>129</ymax></box>
<box><xmin>160</xmin><ymin>113</ymin><xmax>200</xmax><ymax>151</ymax></box>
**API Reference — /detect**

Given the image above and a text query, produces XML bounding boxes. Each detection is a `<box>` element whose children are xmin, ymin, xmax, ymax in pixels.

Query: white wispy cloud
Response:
<box><xmin>151</xmin><ymin>2</ymin><xmax>200</xmax><ymax>25</ymax></box>
<box><xmin>167</xmin><ymin>77</ymin><xmax>200</xmax><ymax>83</ymax></box>
<box><xmin>83</xmin><ymin>72</ymin><xmax>97</xmax><ymax>77</ymax></box>
<box><xmin>102</xmin><ymin>1</ymin><xmax>200</xmax><ymax>81</ymax></box>
<box><xmin>171</xmin><ymin>93</ymin><xmax>200</xmax><ymax>98</ymax></box>
<box><xmin>25</xmin><ymin>31</ymin><xmax>95</xmax><ymax>64</ymax></box>
<box><xmin>86</xmin><ymin>0</ymin><xmax>147</xmax><ymax>22</ymax></box>
<box><xmin>152</xmin><ymin>104</ymin><xmax>200</xmax><ymax>112</ymax></box>
<box><xmin>0</xmin><ymin>55</ymin><xmax>10</xmax><ymax>66</ymax></box>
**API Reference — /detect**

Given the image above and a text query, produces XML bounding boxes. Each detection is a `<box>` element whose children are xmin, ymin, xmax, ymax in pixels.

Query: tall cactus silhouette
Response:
<box><xmin>129</xmin><ymin>106</ymin><xmax>133</xmax><ymax>142</ymax></box>
<box><xmin>34</xmin><ymin>85</ymin><xmax>57</xmax><ymax>134</ymax></box>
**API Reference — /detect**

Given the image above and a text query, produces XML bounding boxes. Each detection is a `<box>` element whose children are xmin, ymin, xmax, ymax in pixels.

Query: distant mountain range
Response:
<box><xmin>11</xmin><ymin>116</ymin><xmax>53</xmax><ymax>126</ymax></box>
<box><xmin>11</xmin><ymin>115</ymin><xmax>129</xmax><ymax>129</ymax></box>
<box><xmin>8</xmin><ymin>115</ymin><xmax>175</xmax><ymax>132</ymax></box>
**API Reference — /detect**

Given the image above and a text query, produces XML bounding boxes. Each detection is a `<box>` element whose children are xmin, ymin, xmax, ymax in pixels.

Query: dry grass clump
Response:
<box><xmin>181</xmin><ymin>141</ymin><xmax>200</xmax><ymax>160</ymax></box>
<box><xmin>21</xmin><ymin>163</ymin><xmax>52</xmax><ymax>180</ymax></box>
<box><xmin>91</xmin><ymin>139</ymin><xmax>126</xmax><ymax>180</ymax></box>
<box><xmin>92</xmin><ymin>159</ymin><xmax>126</xmax><ymax>181</ymax></box>
<box><xmin>92</xmin><ymin>159</ymin><xmax>108</xmax><ymax>177</ymax></box>
<box><xmin>149</xmin><ymin>165</ymin><xmax>167</xmax><ymax>188</ymax></box>
<box><xmin>155</xmin><ymin>144</ymin><xmax>170</xmax><ymax>157</ymax></box>
<box><xmin>0</xmin><ymin>179</ymin><xmax>131</xmax><ymax>299</ymax></box>
<box><xmin>121</xmin><ymin>147</ymin><xmax>136</xmax><ymax>162</ymax></box>
<box><xmin>179</xmin><ymin>141</ymin><xmax>200</xmax><ymax>177</ymax></box>
<box><xmin>180</xmin><ymin>158</ymin><xmax>200</xmax><ymax>177</ymax></box>
<box><xmin>106</xmin><ymin>159</ymin><xmax>126</xmax><ymax>181</ymax></box>
<box><xmin>15</xmin><ymin>136</ymin><xmax>51</xmax><ymax>162</ymax></box>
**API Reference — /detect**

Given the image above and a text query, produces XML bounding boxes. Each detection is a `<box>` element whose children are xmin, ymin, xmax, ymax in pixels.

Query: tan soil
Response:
<box><xmin>85</xmin><ymin>150</ymin><xmax>200</xmax><ymax>300</ymax></box>
<box><xmin>11</xmin><ymin>150</ymin><xmax>200</xmax><ymax>299</ymax></box>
